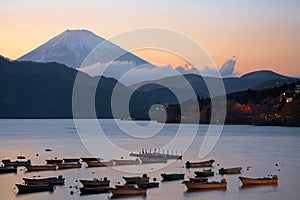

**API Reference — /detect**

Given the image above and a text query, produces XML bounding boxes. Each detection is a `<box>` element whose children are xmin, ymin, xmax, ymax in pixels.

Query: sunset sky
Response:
<box><xmin>1</xmin><ymin>0</ymin><xmax>299</xmax><ymax>76</ymax></box>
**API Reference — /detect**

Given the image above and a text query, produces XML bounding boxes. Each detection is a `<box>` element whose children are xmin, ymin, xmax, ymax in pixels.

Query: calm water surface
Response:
<box><xmin>0</xmin><ymin>119</ymin><xmax>299</xmax><ymax>200</ymax></box>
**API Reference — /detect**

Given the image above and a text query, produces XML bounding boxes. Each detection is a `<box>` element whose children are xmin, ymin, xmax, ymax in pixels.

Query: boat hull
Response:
<box><xmin>56</xmin><ymin>163</ymin><xmax>81</xmax><ymax>169</ymax></box>
<box><xmin>219</xmin><ymin>167</ymin><xmax>242</xmax><ymax>175</ymax></box>
<box><xmin>23</xmin><ymin>176</ymin><xmax>65</xmax><ymax>185</ymax></box>
<box><xmin>26</xmin><ymin>165</ymin><xmax>57</xmax><ymax>172</ymax></box>
<box><xmin>0</xmin><ymin>166</ymin><xmax>17</xmax><ymax>174</ymax></box>
<box><xmin>81</xmin><ymin>157</ymin><xmax>100</xmax><ymax>162</ymax></box>
<box><xmin>140</xmin><ymin>157</ymin><xmax>168</xmax><ymax>164</ymax></box>
<box><xmin>80</xmin><ymin>187</ymin><xmax>110</xmax><ymax>194</ymax></box>
<box><xmin>16</xmin><ymin>184</ymin><xmax>54</xmax><ymax>194</ymax></box>
<box><xmin>122</xmin><ymin>176</ymin><xmax>149</xmax><ymax>184</ymax></box>
<box><xmin>80</xmin><ymin>179</ymin><xmax>110</xmax><ymax>187</ymax></box>
<box><xmin>137</xmin><ymin>182</ymin><xmax>159</xmax><ymax>188</ymax></box>
<box><xmin>46</xmin><ymin>159</ymin><xmax>63</xmax><ymax>164</ymax></box>
<box><xmin>161</xmin><ymin>173</ymin><xmax>185</xmax><ymax>181</ymax></box>
<box><xmin>63</xmin><ymin>158</ymin><xmax>80</xmax><ymax>162</ymax></box>
<box><xmin>183</xmin><ymin>181</ymin><xmax>227</xmax><ymax>190</ymax></box>
<box><xmin>113</xmin><ymin>159</ymin><xmax>140</xmax><ymax>165</ymax></box>
<box><xmin>110</xmin><ymin>188</ymin><xmax>147</xmax><ymax>195</ymax></box>
<box><xmin>85</xmin><ymin>161</ymin><xmax>113</xmax><ymax>167</ymax></box>
<box><xmin>2</xmin><ymin>159</ymin><xmax>31</xmax><ymax>167</ymax></box>
<box><xmin>185</xmin><ymin>160</ymin><xmax>215</xmax><ymax>168</ymax></box>
<box><xmin>194</xmin><ymin>171</ymin><xmax>214</xmax><ymax>177</ymax></box>
<box><xmin>239</xmin><ymin>176</ymin><xmax>278</xmax><ymax>185</ymax></box>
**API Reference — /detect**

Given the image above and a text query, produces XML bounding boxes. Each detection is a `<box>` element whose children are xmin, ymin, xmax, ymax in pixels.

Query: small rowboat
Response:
<box><xmin>122</xmin><ymin>174</ymin><xmax>149</xmax><ymax>184</ymax></box>
<box><xmin>46</xmin><ymin>159</ymin><xmax>63</xmax><ymax>164</ymax></box>
<box><xmin>110</xmin><ymin>187</ymin><xmax>147</xmax><ymax>196</ymax></box>
<box><xmin>112</xmin><ymin>158</ymin><xmax>140</xmax><ymax>166</ymax></box>
<box><xmin>57</xmin><ymin>162</ymin><xmax>81</xmax><ymax>169</ymax></box>
<box><xmin>185</xmin><ymin>159</ymin><xmax>215</xmax><ymax>168</ymax></box>
<box><xmin>188</xmin><ymin>177</ymin><xmax>208</xmax><ymax>183</ymax></box>
<box><xmin>81</xmin><ymin>157</ymin><xmax>100</xmax><ymax>162</ymax></box>
<box><xmin>16</xmin><ymin>184</ymin><xmax>54</xmax><ymax>194</ymax></box>
<box><xmin>161</xmin><ymin>173</ymin><xmax>185</xmax><ymax>181</ymax></box>
<box><xmin>23</xmin><ymin>175</ymin><xmax>65</xmax><ymax>185</ymax></box>
<box><xmin>85</xmin><ymin>161</ymin><xmax>113</xmax><ymax>167</ymax></box>
<box><xmin>219</xmin><ymin>167</ymin><xmax>242</xmax><ymax>175</ymax></box>
<box><xmin>0</xmin><ymin>166</ymin><xmax>17</xmax><ymax>174</ymax></box>
<box><xmin>80</xmin><ymin>187</ymin><xmax>110</xmax><ymax>194</ymax></box>
<box><xmin>63</xmin><ymin>158</ymin><xmax>80</xmax><ymax>163</ymax></box>
<box><xmin>194</xmin><ymin>169</ymin><xmax>214</xmax><ymax>177</ymax></box>
<box><xmin>183</xmin><ymin>179</ymin><xmax>227</xmax><ymax>190</ymax></box>
<box><xmin>239</xmin><ymin>175</ymin><xmax>278</xmax><ymax>185</ymax></box>
<box><xmin>25</xmin><ymin>164</ymin><xmax>57</xmax><ymax>172</ymax></box>
<box><xmin>137</xmin><ymin>182</ymin><xmax>159</xmax><ymax>188</ymax></box>
<box><xmin>80</xmin><ymin>177</ymin><xmax>110</xmax><ymax>187</ymax></box>
<box><xmin>2</xmin><ymin>159</ymin><xmax>31</xmax><ymax>167</ymax></box>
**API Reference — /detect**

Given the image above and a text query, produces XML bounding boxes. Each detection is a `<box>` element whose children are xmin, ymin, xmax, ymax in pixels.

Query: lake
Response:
<box><xmin>0</xmin><ymin>119</ymin><xmax>299</xmax><ymax>200</ymax></box>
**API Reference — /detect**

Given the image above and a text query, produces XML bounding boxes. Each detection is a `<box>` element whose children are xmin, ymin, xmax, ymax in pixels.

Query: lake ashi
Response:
<box><xmin>0</xmin><ymin>119</ymin><xmax>299</xmax><ymax>200</ymax></box>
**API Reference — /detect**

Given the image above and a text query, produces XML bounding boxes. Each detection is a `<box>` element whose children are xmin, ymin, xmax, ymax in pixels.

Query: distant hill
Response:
<box><xmin>0</xmin><ymin>56</ymin><xmax>179</xmax><ymax>118</ymax></box>
<box><xmin>130</xmin><ymin>70</ymin><xmax>298</xmax><ymax>98</ymax></box>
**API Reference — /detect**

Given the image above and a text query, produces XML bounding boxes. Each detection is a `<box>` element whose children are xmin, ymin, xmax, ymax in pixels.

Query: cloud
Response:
<box><xmin>219</xmin><ymin>57</ymin><xmax>238</xmax><ymax>78</ymax></box>
<box><xmin>79</xmin><ymin>57</ymin><xmax>239</xmax><ymax>85</ymax></box>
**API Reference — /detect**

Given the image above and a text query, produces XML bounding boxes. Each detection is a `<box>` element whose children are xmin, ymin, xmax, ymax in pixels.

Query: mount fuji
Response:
<box><xmin>17</xmin><ymin>29</ymin><xmax>150</xmax><ymax>69</ymax></box>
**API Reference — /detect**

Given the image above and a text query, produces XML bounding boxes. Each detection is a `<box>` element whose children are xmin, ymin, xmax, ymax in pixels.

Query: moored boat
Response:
<box><xmin>140</xmin><ymin>156</ymin><xmax>168</xmax><ymax>164</ymax></box>
<box><xmin>188</xmin><ymin>177</ymin><xmax>208</xmax><ymax>183</ymax></box>
<box><xmin>81</xmin><ymin>157</ymin><xmax>100</xmax><ymax>162</ymax></box>
<box><xmin>115</xmin><ymin>185</ymin><xmax>135</xmax><ymax>189</ymax></box>
<box><xmin>56</xmin><ymin>162</ymin><xmax>81</xmax><ymax>169</ymax></box>
<box><xmin>122</xmin><ymin>174</ymin><xmax>149</xmax><ymax>184</ymax></box>
<box><xmin>0</xmin><ymin>166</ymin><xmax>17</xmax><ymax>174</ymax></box>
<box><xmin>185</xmin><ymin>159</ymin><xmax>215</xmax><ymax>168</ymax></box>
<box><xmin>130</xmin><ymin>151</ymin><xmax>182</xmax><ymax>160</ymax></box>
<box><xmin>85</xmin><ymin>160</ymin><xmax>113</xmax><ymax>167</ymax></box>
<box><xmin>137</xmin><ymin>182</ymin><xmax>159</xmax><ymax>188</ymax></box>
<box><xmin>161</xmin><ymin>173</ymin><xmax>185</xmax><ymax>181</ymax></box>
<box><xmin>23</xmin><ymin>175</ymin><xmax>65</xmax><ymax>185</ymax></box>
<box><xmin>80</xmin><ymin>187</ymin><xmax>110</xmax><ymax>194</ymax></box>
<box><xmin>16</xmin><ymin>184</ymin><xmax>54</xmax><ymax>194</ymax></box>
<box><xmin>45</xmin><ymin>159</ymin><xmax>63</xmax><ymax>164</ymax></box>
<box><xmin>183</xmin><ymin>179</ymin><xmax>227</xmax><ymax>190</ymax></box>
<box><xmin>80</xmin><ymin>177</ymin><xmax>110</xmax><ymax>187</ymax></box>
<box><xmin>2</xmin><ymin>159</ymin><xmax>31</xmax><ymax>167</ymax></box>
<box><xmin>219</xmin><ymin>167</ymin><xmax>242</xmax><ymax>175</ymax></box>
<box><xmin>112</xmin><ymin>158</ymin><xmax>140</xmax><ymax>165</ymax></box>
<box><xmin>110</xmin><ymin>187</ymin><xmax>147</xmax><ymax>196</ymax></box>
<box><xmin>25</xmin><ymin>164</ymin><xmax>57</xmax><ymax>172</ymax></box>
<box><xmin>63</xmin><ymin>158</ymin><xmax>80</xmax><ymax>163</ymax></box>
<box><xmin>239</xmin><ymin>175</ymin><xmax>278</xmax><ymax>185</ymax></box>
<box><xmin>194</xmin><ymin>169</ymin><xmax>214</xmax><ymax>177</ymax></box>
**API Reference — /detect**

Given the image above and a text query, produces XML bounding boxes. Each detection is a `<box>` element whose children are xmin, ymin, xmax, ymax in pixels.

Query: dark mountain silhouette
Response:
<box><xmin>130</xmin><ymin>71</ymin><xmax>298</xmax><ymax>98</ymax></box>
<box><xmin>0</xmin><ymin>56</ymin><xmax>178</xmax><ymax>118</ymax></box>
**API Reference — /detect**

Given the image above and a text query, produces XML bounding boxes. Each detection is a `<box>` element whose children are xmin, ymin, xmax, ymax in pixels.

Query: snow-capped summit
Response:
<box><xmin>18</xmin><ymin>29</ymin><xmax>105</xmax><ymax>68</ymax></box>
